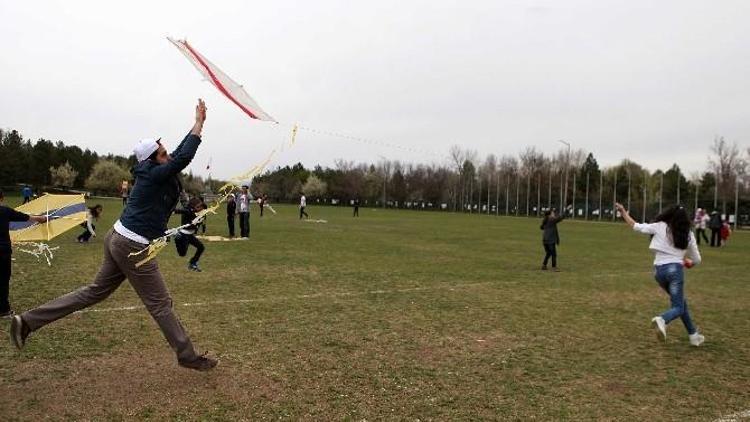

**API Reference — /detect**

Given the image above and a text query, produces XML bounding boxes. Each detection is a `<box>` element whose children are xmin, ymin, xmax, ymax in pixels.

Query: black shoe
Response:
<box><xmin>0</xmin><ymin>310</ymin><xmax>14</xmax><ymax>319</ymax></box>
<box><xmin>179</xmin><ymin>353</ymin><xmax>218</xmax><ymax>371</ymax></box>
<box><xmin>10</xmin><ymin>315</ymin><xmax>31</xmax><ymax>351</ymax></box>
<box><xmin>188</xmin><ymin>263</ymin><xmax>202</xmax><ymax>272</ymax></box>
<box><xmin>541</xmin><ymin>265</ymin><xmax>548</xmax><ymax>271</ymax></box>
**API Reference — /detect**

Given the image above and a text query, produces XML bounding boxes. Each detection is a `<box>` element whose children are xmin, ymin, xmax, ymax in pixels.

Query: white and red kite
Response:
<box><xmin>168</xmin><ymin>37</ymin><xmax>275</xmax><ymax>122</ymax></box>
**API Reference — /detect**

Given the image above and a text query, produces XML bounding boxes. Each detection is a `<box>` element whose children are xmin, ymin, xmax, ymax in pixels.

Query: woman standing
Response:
<box><xmin>614</xmin><ymin>202</ymin><xmax>704</xmax><ymax>346</ymax></box>
<box><xmin>540</xmin><ymin>209</ymin><xmax>565</xmax><ymax>271</ymax></box>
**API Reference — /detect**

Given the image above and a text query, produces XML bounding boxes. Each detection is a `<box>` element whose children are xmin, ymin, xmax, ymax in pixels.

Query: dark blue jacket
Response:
<box><xmin>119</xmin><ymin>133</ymin><xmax>201</xmax><ymax>240</ymax></box>
<box><xmin>541</xmin><ymin>216</ymin><xmax>564</xmax><ymax>245</ymax></box>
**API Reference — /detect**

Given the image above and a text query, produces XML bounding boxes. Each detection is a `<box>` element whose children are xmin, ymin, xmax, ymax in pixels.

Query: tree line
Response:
<box><xmin>2</xmin><ymin>128</ymin><xmax>748</xmax><ymax>222</ymax></box>
<box><xmin>0</xmin><ymin>128</ymin><xmax>220</xmax><ymax>196</ymax></box>
<box><xmin>255</xmin><ymin>138</ymin><xmax>748</xmax><ymax>223</ymax></box>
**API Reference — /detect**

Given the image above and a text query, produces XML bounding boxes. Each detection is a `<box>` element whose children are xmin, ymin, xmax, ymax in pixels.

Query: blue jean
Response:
<box><xmin>654</xmin><ymin>263</ymin><xmax>697</xmax><ymax>335</ymax></box>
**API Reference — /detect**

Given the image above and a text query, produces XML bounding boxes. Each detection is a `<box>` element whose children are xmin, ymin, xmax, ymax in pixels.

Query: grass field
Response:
<box><xmin>1</xmin><ymin>195</ymin><xmax>748</xmax><ymax>420</ymax></box>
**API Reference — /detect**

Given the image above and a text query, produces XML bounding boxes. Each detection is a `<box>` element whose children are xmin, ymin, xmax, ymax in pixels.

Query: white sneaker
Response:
<box><xmin>689</xmin><ymin>332</ymin><xmax>705</xmax><ymax>347</ymax></box>
<box><xmin>651</xmin><ymin>316</ymin><xmax>667</xmax><ymax>342</ymax></box>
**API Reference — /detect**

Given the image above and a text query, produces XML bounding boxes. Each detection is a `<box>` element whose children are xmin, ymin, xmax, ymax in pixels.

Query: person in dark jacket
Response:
<box><xmin>0</xmin><ymin>188</ymin><xmax>48</xmax><ymax>318</ymax></box>
<box><xmin>540</xmin><ymin>208</ymin><xmax>565</xmax><ymax>271</ymax></box>
<box><xmin>174</xmin><ymin>197</ymin><xmax>206</xmax><ymax>272</ymax></box>
<box><xmin>10</xmin><ymin>99</ymin><xmax>217</xmax><ymax>371</ymax></box>
<box><xmin>708</xmin><ymin>211</ymin><xmax>722</xmax><ymax>247</ymax></box>
<box><xmin>226</xmin><ymin>193</ymin><xmax>236</xmax><ymax>237</ymax></box>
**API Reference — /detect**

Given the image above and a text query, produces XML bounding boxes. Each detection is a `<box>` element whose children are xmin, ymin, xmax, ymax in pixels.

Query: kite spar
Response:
<box><xmin>10</xmin><ymin>194</ymin><xmax>88</xmax><ymax>265</ymax></box>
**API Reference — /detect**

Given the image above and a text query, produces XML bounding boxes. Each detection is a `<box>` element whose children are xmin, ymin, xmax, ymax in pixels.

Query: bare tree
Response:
<box><xmin>449</xmin><ymin>145</ymin><xmax>465</xmax><ymax>211</ymax></box>
<box><xmin>482</xmin><ymin>154</ymin><xmax>497</xmax><ymax>215</ymax></box>
<box><xmin>709</xmin><ymin>137</ymin><xmax>743</xmax><ymax>214</ymax></box>
<box><xmin>519</xmin><ymin>147</ymin><xmax>545</xmax><ymax>215</ymax></box>
<box><xmin>498</xmin><ymin>155</ymin><xmax>518</xmax><ymax>215</ymax></box>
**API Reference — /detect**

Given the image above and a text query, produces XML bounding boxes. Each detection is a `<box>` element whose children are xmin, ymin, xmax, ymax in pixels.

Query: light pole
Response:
<box><xmin>378</xmin><ymin>155</ymin><xmax>388</xmax><ymax>209</ymax></box>
<box><xmin>557</xmin><ymin>140</ymin><xmax>571</xmax><ymax>214</ymax></box>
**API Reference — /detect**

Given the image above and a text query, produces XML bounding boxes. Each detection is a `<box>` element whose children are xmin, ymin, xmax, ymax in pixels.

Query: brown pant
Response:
<box><xmin>22</xmin><ymin>230</ymin><xmax>198</xmax><ymax>362</ymax></box>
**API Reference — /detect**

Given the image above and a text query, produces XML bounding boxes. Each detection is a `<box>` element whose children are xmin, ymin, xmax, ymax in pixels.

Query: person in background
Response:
<box><xmin>353</xmin><ymin>197</ymin><xmax>360</xmax><ymax>217</ymax></box>
<box><xmin>179</xmin><ymin>189</ymin><xmax>190</xmax><ymax>208</ymax></box>
<box><xmin>708</xmin><ymin>210</ymin><xmax>722</xmax><ymax>247</ymax></box>
<box><xmin>614</xmin><ymin>202</ymin><xmax>704</xmax><ymax>347</ymax></box>
<box><xmin>237</xmin><ymin>186</ymin><xmax>250</xmax><ymax>238</ymax></box>
<box><xmin>21</xmin><ymin>185</ymin><xmax>33</xmax><ymax>204</ymax></box>
<box><xmin>540</xmin><ymin>208</ymin><xmax>565</xmax><ymax>271</ymax></box>
<box><xmin>120</xmin><ymin>181</ymin><xmax>129</xmax><ymax>206</ymax></box>
<box><xmin>693</xmin><ymin>208</ymin><xmax>709</xmax><ymax>245</ymax></box>
<box><xmin>258</xmin><ymin>193</ymin><xmax>266</xmax><ymax>217</ymax></box>
<box><xmin>77</xmin><ymin>204</ymin><xmax>103</xmax><ymax>243</ymax></box>
<box><xmin>720</xmin><ymin>218</ymin><xmax>732</xmax><ymax>247</ymax></box>
<box><xmin>10</xmin><ymin>99</ymin><xmax>218</xmax><ymax>371</ymax></box>
<box><xmin>197</xmin><ymin>196</ymin><xmax>207</xmax><ymax>234</ymax></box>
<box><xmin>0</xmin><ymin>188</ymin><xmax>48</xmax><ymax>318</ymax></box>
<box><xmin>226</xmin><ymin>193</ymin><xmax>236</xmax><ymax>238</ymax></box>
<box><xmin>174</xmin><ymin>197</ymin><xmax>206</xmax><ymax>272</ymax></box>
<box><xmin>299</xmin><ymin>193</ymin><xmax>309</xmax><ymax>220</ymax></box>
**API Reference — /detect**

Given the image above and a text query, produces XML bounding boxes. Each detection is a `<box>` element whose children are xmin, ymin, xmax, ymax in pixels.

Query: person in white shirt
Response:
<box><xmin>237</xmin><ymin>186</ymin><xmax>251</xmax><ymax>238</ymax></box>
<box><xmin>299</xmin><ymin>193</ymin><xmax>309</xmax><ymax>220</ymax></box>
<box><xmin>693</xmin><ymin>208</ymin><xmax>709</xmax><ymax>245</ymax></box>
<box><xmin>615</xmin><ymin>202</ymin><xmax>704</xmax><ymax>347</ymax></box>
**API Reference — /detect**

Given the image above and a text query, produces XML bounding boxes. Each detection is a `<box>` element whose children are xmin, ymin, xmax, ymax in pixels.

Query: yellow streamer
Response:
<box><xmin>129</xmin><ymin>150</ymin><xmax>277</xmax><ymax>267</ymax></box>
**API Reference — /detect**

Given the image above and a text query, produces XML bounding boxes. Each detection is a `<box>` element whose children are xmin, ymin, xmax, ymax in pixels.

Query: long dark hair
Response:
<box><xmin>654</xmin><ymin>205</ymin><xmax>691</xmax><ymax>249</ymax></box>
<box><xmin>89</xmin><ymin>204</ymin><xmax>103</xmax><ymax>219</ymax></box>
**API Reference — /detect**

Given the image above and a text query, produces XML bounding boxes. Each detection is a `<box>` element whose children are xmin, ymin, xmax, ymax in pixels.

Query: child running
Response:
<box><xmin>174</xmin><ymin>197</ymin><xmax>206</xmax><ymax>272</ymax></box>
<box><xmin>614</xmin><ymin>202</ymin><xmax>705</xmax><ymax>346</ymax></box>
<box><xmin>540</xmin><ymin>208</ymin><xmax>565</xmax><ymax>271</ymax></box>
<box><xmin>77</xmin><ymin>204</ymin><xmax>103</xmax><ymax>243</ymax></box>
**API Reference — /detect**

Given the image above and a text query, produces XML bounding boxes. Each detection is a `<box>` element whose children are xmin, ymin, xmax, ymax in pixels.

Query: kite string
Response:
<box><xmin>273</xmin><ymin>121</ymin><xmax>448</xmax><ymax>160</ymax></box>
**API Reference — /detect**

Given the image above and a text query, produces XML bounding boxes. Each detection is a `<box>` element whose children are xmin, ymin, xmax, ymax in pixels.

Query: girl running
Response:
<box><xmin>614</xmin><ymin>202</ymin><xmax>704</xmax><ymax>346</ymax></box>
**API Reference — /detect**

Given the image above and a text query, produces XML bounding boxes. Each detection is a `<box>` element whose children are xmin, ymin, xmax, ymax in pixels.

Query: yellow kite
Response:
<box><xmin>10</xmin><ymin>194</ymin><xmax>87</xmax><ymax>242</ymax></box>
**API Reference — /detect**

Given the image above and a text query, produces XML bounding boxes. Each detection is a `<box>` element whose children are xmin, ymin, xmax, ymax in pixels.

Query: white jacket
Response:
<box><xmin>633</xmin><ymin>222</ymin><xmax>701</xmax><ymax>266</ymax></box>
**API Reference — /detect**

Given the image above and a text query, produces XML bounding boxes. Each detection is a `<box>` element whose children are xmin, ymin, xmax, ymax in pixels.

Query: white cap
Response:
<box><xmin>133</xmin><ymin>138</ymin><xmax>161</xmax><ymax>162</ymax></box>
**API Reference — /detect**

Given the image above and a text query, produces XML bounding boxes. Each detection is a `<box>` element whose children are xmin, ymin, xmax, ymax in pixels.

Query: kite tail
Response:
<box><xmin>15</xmin><ymin>242</ymin><xmax>60</xmax><ymax>266</ymax></box>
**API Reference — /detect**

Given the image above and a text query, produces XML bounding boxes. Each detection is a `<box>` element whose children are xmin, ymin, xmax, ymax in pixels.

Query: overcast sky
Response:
<box><xmin>1</xmin><ymin>0</ymin><xmax>748</xmax><ymax>179</ymax></box>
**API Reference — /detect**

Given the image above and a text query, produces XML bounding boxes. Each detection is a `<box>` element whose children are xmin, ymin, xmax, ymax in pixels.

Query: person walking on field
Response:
<box><xmin>708</xmin><ymin>210</ymin><xmax>722</xmax><ymax>247</ymax></box>
<box><xmin>299</xmin><ymin>193</ymin><xmax>309</xmax><ymax>219</ymax></box>
<box><xmin>226</xmin><ymin>193</ymin><xmax>236</xmax><ymax>238</ymax></box>
<box><xmin>353</xmin><ymin>198</ymin><xmax>360</xmax><ymax>217</ymax></box>
<box><xmin>693</xmin><ymin>208</ymin><xmax>709</xmax><ymax>245</ymax></box>
<box><xmin>21</xmin><ymin>185</ymin><xmax>33</xmax><ymax>204</ymax></box>
<box><xmin>10</xmin><ymin>99</ymin><xmax>218</xmax><ymax>370</ymax></box>
<box><xmin>720</xmin><ymin>218</ymin><xmax>732</xmax><ymax>247</ymax></box>
<box><xmin>120</xmin><ymin>181</ymin><xmax>129</xmax><ymax>206</ymax></box>
<box><xmin>1</xmin><ymin>189</ymin><xmax>48</xmax><ymax>318</ymax></box>
<box><xmin>614</xmin><ymin>202</ymin><xmax>704</xmax><ymax>347</ymax></box>
<box><xmin>540</xmin><ymin>208</ymin><xmax>565</xmax><ymax>271</ymax></box>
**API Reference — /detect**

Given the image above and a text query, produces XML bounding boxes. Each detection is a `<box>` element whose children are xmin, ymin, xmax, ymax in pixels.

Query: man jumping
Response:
<box><xmin>10</xmin><ymin>99</ymin><xmax>217</xmax><ymax>371</ymax></box>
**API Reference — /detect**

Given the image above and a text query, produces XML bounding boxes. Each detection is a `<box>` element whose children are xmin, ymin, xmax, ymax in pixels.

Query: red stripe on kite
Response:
<box><xmin>181</xmin><ymin>41</ymin><xmax>260</xmax><ymax>120</ymax></box>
